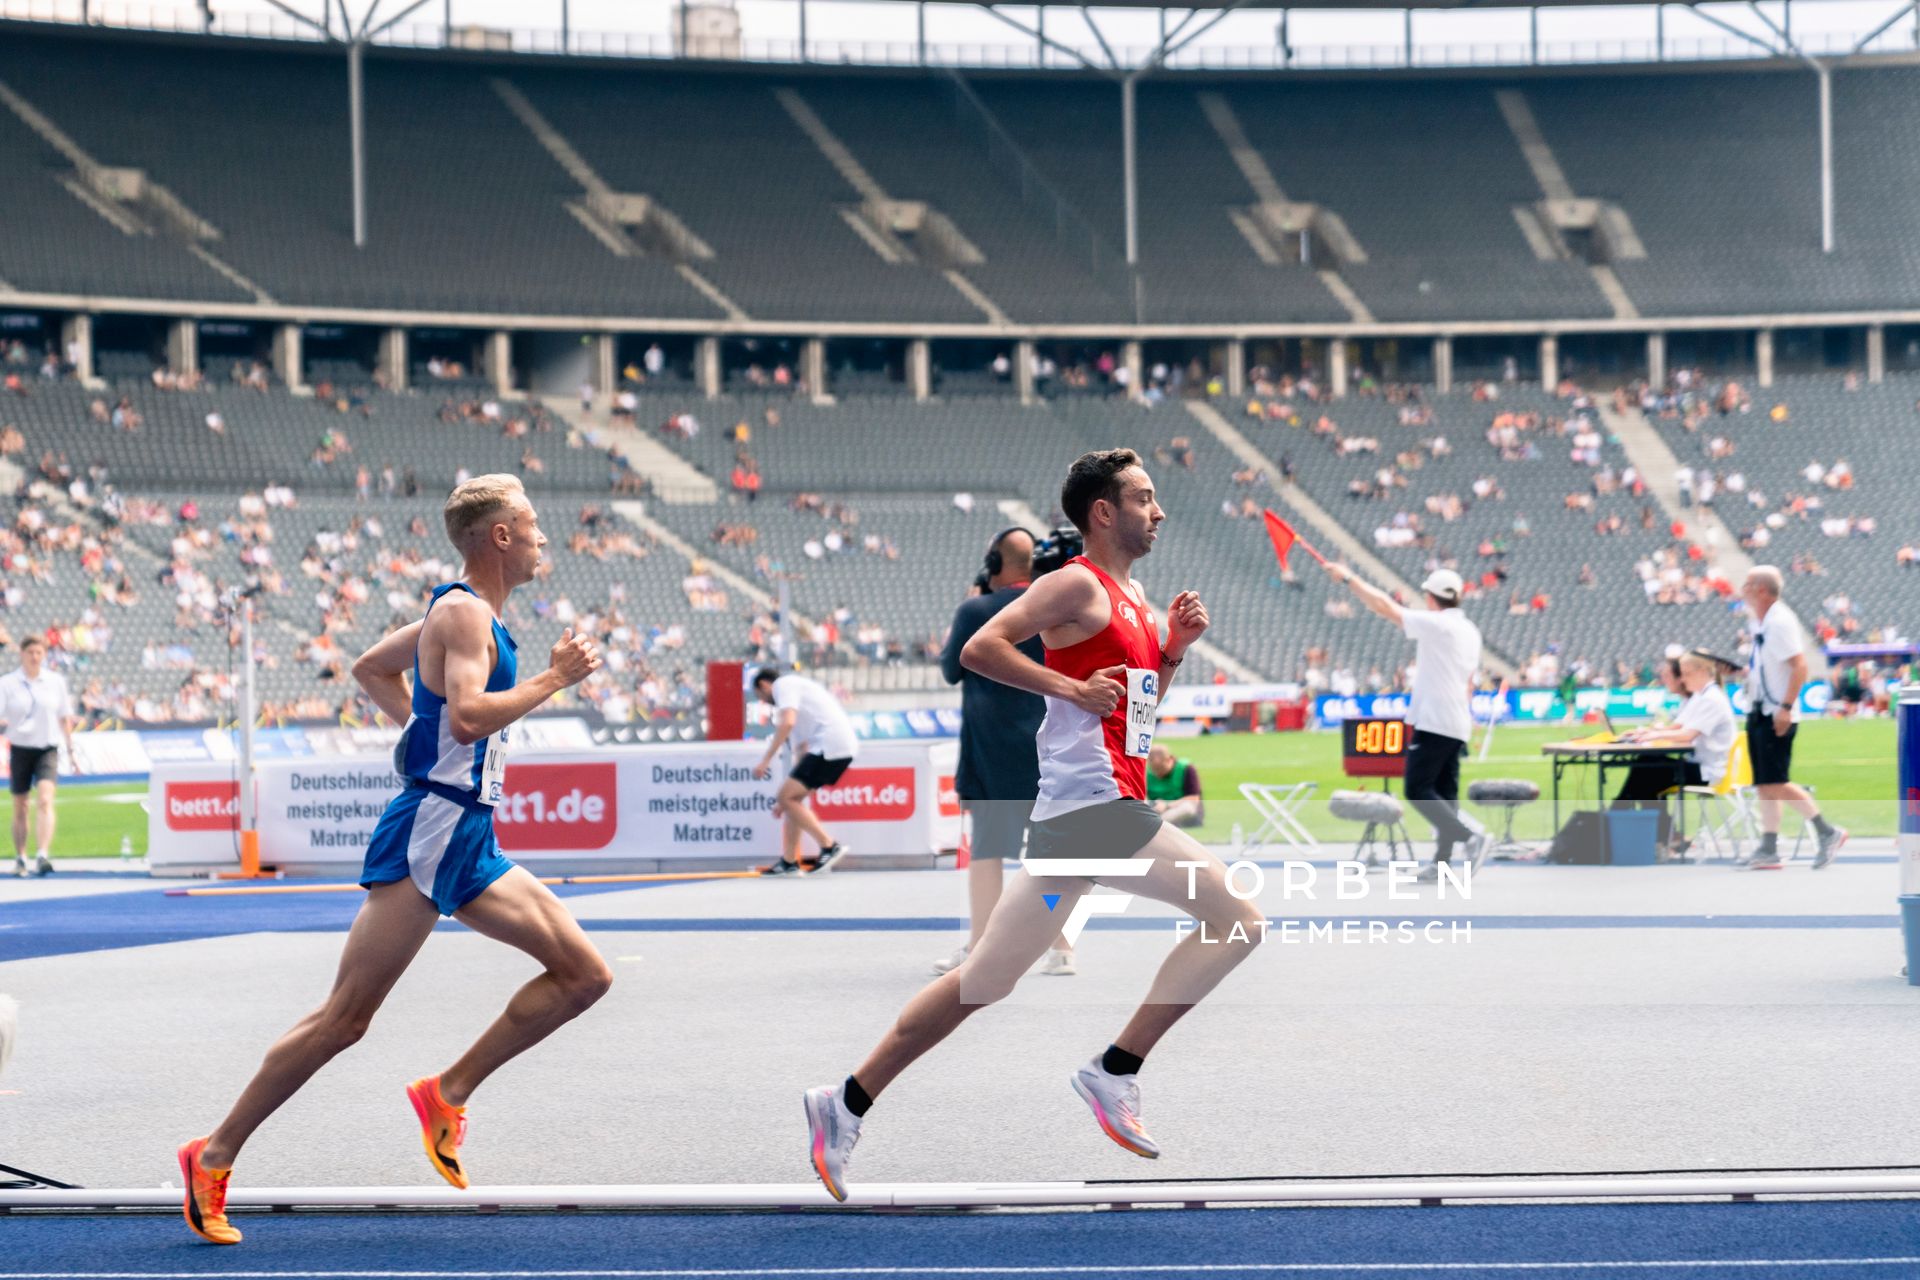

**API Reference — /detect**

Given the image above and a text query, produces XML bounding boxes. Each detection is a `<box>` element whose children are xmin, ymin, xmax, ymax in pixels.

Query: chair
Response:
<box><xmin>1676</xmin><ymin>734</ymin><xmax>1817</xmax><ymax>863</ymax></box>
<box><xmin>1466</xmin><ymin>778</ymin><xmax>1540</xmax><ymax>861</ymax></box>
<box><xmin>1675</xmin><ymin>734</ymin><xmax>1755</xmax><ymax>862</ymax></box>
<box><xmin>1328</xmin><ymin>789</ymin><xmax>1413</xmax><ymax>868</ymax></box>
<box><xmin>1238</xmin><ymin>781</ymin><xmax>1319</xmax><ymax>858</ymax></box>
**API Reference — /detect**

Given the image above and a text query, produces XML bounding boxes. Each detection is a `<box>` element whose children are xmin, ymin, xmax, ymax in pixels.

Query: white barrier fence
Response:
<box><xmin>149</xmin><ymin>740</ymin><xmax>960</xmax><ymax>874</ymax></box>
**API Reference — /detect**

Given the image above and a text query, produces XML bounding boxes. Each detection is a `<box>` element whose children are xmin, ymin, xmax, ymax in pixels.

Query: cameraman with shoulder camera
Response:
<box><xmin>931</xmin><ymin>527</ymin><xmax>1076</xmax><ymax>977</ymax></box>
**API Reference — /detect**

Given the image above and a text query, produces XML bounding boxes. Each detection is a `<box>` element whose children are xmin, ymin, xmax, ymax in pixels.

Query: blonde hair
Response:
<box><xmin>1679</xmin><ymin>651</ymin><xmax>1717</xmax><ymax>683</ymax></box>
<box><xmin>442</xmin><ymin>474</ymin><xmax>525</xmax><ymax>550</ymax></box>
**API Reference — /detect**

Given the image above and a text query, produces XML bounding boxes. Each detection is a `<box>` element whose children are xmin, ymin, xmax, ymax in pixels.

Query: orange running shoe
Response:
<box><xmin>405</xmin><ymin>1075</ymin><xmax>469</xmax><ymax>1189</ymax></box>
<box><xmin>177</xmin><ymin>1138</ymin><xmax>242</xmax><ymax>1245</ymax></box>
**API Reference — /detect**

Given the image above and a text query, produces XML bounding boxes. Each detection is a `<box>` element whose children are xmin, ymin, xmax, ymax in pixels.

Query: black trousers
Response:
<box><xmin>1403</xmin><ymin>728</ymin><xmax>1472</xmax><ymax>860</ymax></box>
<box><xmin>1610</xmin><ymin>756</ymin><xmax>1704</xmax><ymax>845</ymax></box>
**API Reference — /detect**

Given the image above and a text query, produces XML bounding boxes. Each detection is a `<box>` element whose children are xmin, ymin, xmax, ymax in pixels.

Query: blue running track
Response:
<box><xmin>5</xmin><ymin>1200</ymin><xmax>1920</xmax><ymax>1278</ymax></box>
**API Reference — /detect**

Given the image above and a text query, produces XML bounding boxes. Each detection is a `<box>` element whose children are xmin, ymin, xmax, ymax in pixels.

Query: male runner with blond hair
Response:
<box><xmin>178</xmin><ymin>474</ymin><xmax>611</xmax><ymax>1244</ymax></box>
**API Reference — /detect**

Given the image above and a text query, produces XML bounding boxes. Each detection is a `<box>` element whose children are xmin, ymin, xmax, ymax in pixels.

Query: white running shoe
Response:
<box><xmin>1070</xmin><ymin>1057</ymin><xmax>1159</xmax><ymax>1159</ymax></box>
<box><xmin>931</xmin><ymin>944</ymin><xmax>970</xmax><ymax>975</ymax></box>
<box><xmin>803</xmin><ymin>1083</ymin><xmax>864</xmax><ymax>1202</ymax></box>
<box><xmin>1039</xmin><ymin>949</ymin><xmax>1077</xmax><ymax>977</ymax></box>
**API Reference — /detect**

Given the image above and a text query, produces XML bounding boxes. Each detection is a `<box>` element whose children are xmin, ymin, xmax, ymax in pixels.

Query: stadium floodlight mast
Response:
<box><xmin>1674</xmin><ymin>0</ymin><xmax>1920</xmax><ymax>254</ymax></box>
<box><xmin>245</xmin><ymin>0</ymin><xmax>441</xmax><ymax>247</ymax></box>
<box><xmin>970</xmin><ymin>0</ymin><xmax>1251</xmax><ymax>283</ymax></box>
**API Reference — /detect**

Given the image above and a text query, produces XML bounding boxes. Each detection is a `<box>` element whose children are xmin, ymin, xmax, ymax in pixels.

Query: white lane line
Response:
<box><xmin>5</xmin><ymin>1262</ymin><xmax>1920</xmax><ymax>1277</ymax></box>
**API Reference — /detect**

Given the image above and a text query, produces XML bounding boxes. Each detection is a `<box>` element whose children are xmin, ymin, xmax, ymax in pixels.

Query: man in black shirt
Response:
<box><xmin>933</xmin><ymin>528</ymin><xmax>1074</xmax><ymax>977</ymax></box>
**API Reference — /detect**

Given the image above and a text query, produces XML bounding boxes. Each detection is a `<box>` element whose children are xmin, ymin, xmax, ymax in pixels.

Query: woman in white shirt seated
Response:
<box><xmin>1611</xmin><ymin>651</ymin><xmax>1738</xmax><ymax>847</ymax></box>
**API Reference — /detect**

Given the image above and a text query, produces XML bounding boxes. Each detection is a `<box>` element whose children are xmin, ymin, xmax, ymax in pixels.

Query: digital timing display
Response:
<box><xmin>1341</xmin><ymin>717</ymin><xmax>1409</xmax><ymax>778</ymax></box>
<box><xmin>1345</xmin><ymin>718</ymin><xmax>1405</xmax><ymax>756</ymax></box>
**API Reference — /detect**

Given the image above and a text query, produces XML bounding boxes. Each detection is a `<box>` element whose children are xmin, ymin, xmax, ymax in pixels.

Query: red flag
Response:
<box><xmin>1262</xmin><ymin>508</ymin><xmax>1296</xmax><ymax>569</ymax></box>
<box><xmin>1262</xmin><ymin>508</ymin><xmax>1328</xmax><ymax>568</ymax></box>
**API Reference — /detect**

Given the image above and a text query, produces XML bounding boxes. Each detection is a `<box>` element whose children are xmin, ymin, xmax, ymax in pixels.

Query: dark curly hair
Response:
<box><xmin>1060</xmin><ymin>449</ymin><xmax>1142</xmax><ymax>534</ymax></box>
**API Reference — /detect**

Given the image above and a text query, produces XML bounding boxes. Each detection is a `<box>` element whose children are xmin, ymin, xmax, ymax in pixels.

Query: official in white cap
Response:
<box><xmin>1322</xmin><ymin>561</ymin><xmax>1487</xmax><ymax>879</ymax></box>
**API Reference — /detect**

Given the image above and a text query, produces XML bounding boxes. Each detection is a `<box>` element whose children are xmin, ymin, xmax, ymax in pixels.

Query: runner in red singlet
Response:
<box><xmin>802</xmin><ymin>449</ymin><xmax>1268</xmax><ymax>1200</ymax></box>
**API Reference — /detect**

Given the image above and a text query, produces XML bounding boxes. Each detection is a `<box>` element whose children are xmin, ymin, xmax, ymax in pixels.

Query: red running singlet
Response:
<box><xmin>1030</xmin><ymin>556</ymin><xmax>1163</xmax><ymax>821</ymax></box>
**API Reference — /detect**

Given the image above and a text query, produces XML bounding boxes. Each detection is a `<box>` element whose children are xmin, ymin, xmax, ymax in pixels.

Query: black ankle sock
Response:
<box><xmin>842</xmin><ymin>1075</ymin><xmax>874</xmax><ymax>1117</ymax></box>
<box><xmin>1758</xmin><ymin>832</ymin><xmax>1780</xmax><ymax>855</ymax></box>
<box><xmin>1102</xmin><ymin>1045</ymin><xmax>1145</xmax><ymax>1077</ymax></box>
<box><xmin>1813</xmin><ymin>815</ymin><xmax>1835</xmax><ymax>838</ymax></box>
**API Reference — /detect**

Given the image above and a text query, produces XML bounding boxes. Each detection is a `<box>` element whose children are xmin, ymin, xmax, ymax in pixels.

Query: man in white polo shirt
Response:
<box><xmin>1740</xmin><ymin>565</ymin><xmax>1846</xmax><ymax>870</ymax></box>
<box><xmin>0</xmin><ymin>636</ymin><xmax>76</xmax><ymax>877</ymax></box>
<box><xmin>1324</xmin><ymin>563</ymin><xmax>1487</xmax><ymax>880</ymax></box>
<box><xmin>751</xmin><ymin>668</ymin><xmax>859</xmax><ymax>876</ymax></box>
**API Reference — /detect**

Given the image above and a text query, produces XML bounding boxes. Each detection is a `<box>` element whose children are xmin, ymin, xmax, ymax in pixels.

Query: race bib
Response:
<box><xmin>479</xmin><ymin>723</ymin><xmax>510</xmax><ymax>805</ymax></box>
<box><xmin>1124</xmin><ymin>668</ymin><xmax>1158</xmax><ymax>759</ymax></box>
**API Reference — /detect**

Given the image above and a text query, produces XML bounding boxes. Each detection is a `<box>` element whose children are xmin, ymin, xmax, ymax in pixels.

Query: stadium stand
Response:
<box><xmin>0</xmin><ymin>32</ymin><xmax>724</xmax><ymax>317</ymax></box>
<box><xmin>796</xmin><ymin>77</ymin><xmax>1136</xmax><ymax>325</ymax></box>
<box><xmin>1527</xmin><ymin>68</ymin><xmax>1920</xmax><ymax>315</ymax></box>
<box><xmin>2</xmin><ymin>378</ymin><xmax>620</xmax><ymax>494</ymax></box>
<box><xmin>509</xmin><ymin>65</ymin><xmax>988</xmax><ymax>324</ymax></box>
<box><xmin>0</xmin><ymin>83</ymin><xmax>251</xmax><ymax>304</ymax></box>
<box><xmin>954</xmin><ymin>80</ymin><xmax>1357</xmax><ymax>325</ymax></box>
<box><xmin>1170</xmin><ymin>80</ymin><xmax>1609</xmax><ymax>323</ymax></box>
<box><xmin>5</xmin><ymin>24</ymin><xmax>1920</xmax><ymax>323</ymax></box>
<box><xmin>1639</xmin><ymin>370</ymin><xmax>1920</xmax><ymax>655</ymax></box>
<box><xmin>1225</xmin><ymin>375</ymin><xmax>1737</xmax><ymax>682</ymax></box>
<box><xmin>9</xmin><ymin>20</ymin><xmax>1920</xmax><ymax>731</ymax></box>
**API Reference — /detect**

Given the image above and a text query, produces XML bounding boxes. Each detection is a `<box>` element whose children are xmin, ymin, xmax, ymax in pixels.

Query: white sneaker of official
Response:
<box><xmin>931</xmin><ymin>944</ymin><xmax>970</xmax><ymax>975</ymax></box>
<box><xmin>1038</xmin><ymin>949</ymin><xmax>1077</xmax><ymax>977</ymax></box>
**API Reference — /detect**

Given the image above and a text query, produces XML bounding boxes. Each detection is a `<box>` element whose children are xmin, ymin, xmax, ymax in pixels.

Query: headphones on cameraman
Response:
<box><xmin>983</xmin><ymin>526</ymin><xmax>1033</xmax><ymax>580</ymax></box>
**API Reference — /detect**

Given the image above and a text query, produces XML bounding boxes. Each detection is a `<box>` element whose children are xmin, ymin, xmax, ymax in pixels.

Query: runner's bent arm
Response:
<box><xmin>1153</xmin><ymin>587</ymin><xmax>1209</xmax><ymax>705</ymax></box>
<box><xmin>352</xmin><ymin>620</ymin><xmax>423</xmax><ymax>725</ymax></box>
<box><xmin>436</xmin><ymin>596</ymin><xmax>598</xmax><ymax>746</ymax></box>
<box><xmin>962</xmin><ymin>568</ymin><xmax>1122</xmax><ymax>717</ymax></box>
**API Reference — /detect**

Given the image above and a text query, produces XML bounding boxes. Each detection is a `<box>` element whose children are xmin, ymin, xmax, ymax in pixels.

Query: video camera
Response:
<box><xmin>1030</xmin><ymin>525</ymin><xmax>1084</xmax><ymax>578</ymax></box>
<box><xmin>972</xmin><ymin>525</ymin><xmax>1084</xmax><ymax>593</ymax></box>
